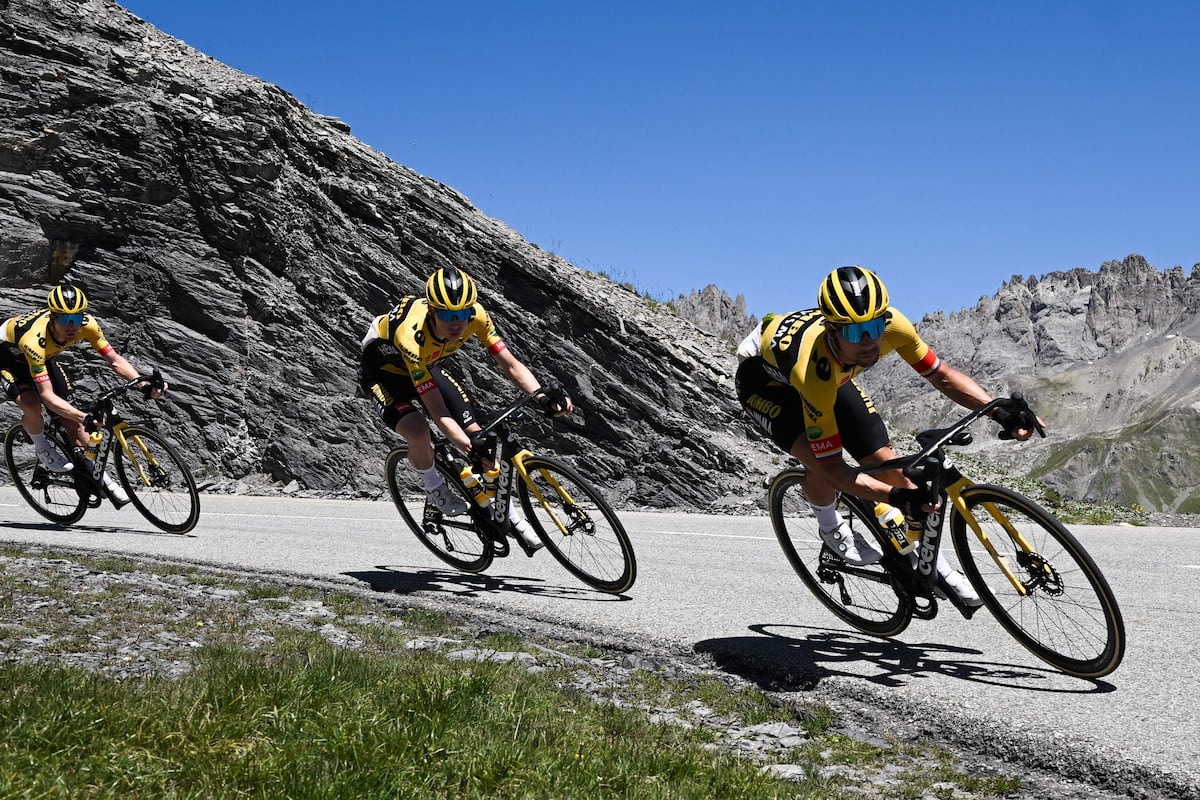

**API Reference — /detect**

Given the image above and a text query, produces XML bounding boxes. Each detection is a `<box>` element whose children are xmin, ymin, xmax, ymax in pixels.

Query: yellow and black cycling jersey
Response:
<box><xmin>758</xmin><ymin>307</ymin><xmax>941</xmax><ymax>458</ymax></box>
<box><xmin>2</xmin><ymin>309</ymin><xmax>113</xmax><ymax>386</ymax></box>
<box><xmin>360</xmin><ymin>296</ymin><xmax>506</xmax><ymax>396</ymax></box>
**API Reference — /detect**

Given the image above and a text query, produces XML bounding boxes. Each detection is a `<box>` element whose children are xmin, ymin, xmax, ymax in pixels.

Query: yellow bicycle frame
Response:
<box><xmin>110</xmin><ymin>421</ymin><xmax>159</xmax><ymax>488</ymax></box>
<box><xmin>511</xmin><ymin>449</ymin><xmax>579</xmax><ymax>537</ymax></box>
<box><xmin>946</xmin><ymin>474</ymin><xmax>1041</xmax><ymax>596</ymax></box>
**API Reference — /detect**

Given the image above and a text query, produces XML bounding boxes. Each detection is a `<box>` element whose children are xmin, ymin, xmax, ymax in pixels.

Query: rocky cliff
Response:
<box><xmin>0</xmin><ymin>0</ymin><xmax>777</xmax><ymax>510</ymax></box>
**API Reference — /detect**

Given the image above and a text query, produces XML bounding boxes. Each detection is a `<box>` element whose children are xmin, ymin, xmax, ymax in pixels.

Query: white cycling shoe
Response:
<box><xmin>936</xmin><ymin>554</ymin><xmax>983</xmax><ymax>608</ymax></box>
<box><xmin>36</xmin><ymin>446</ymin><xmax>73</xmax><ymax>474</ymax></box>
<box><xmin>102</xmin><ymin>472</ymin><xmax>131</xmax><ymax>507</ymax></box>
<box><xmin>819</xmin><ymin>519</ymin><xmax>884</xmax><ymax>565</ymax></box>
<box><xmin>425</xmin><ymin>483</ymin><xmax>468</xmax><ymax>516</ymax></box>
<box><xmin>508</xmin><ymin>504</ymin><xmax>543</xmax><ymax>554</ymax></box>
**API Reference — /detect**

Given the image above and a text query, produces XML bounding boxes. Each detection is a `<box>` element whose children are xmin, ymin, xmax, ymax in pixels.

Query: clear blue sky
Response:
<box><xmin>118</xmin><ymin>0</ymin><xmax>1199</xmax><ymax>321</ymax></box>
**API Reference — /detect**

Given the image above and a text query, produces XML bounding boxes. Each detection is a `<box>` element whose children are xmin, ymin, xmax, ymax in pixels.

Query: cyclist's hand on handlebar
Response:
<box><xmin>468</xmin><ymin>430</ymin><xmax>495</xmax><ymax>468</ymax></box>
<box><xmin>991</xmin><ymin>394</ymin><xmax>1045</xmax><ymax>441</ymax></box>
<box><xmin>140</xmin><ymin>369</ymin><xmax>169</xmax><ymax>400</ymax></box>
<box><xmin>889</xmin><ymin>486</ymin><xmax>939</xmax><ymax>520</ymax></box>
<box><xmin>82</xmin><ymin>412</ymin><xmax>105</xmax><ymax>433</ymax></box>
<box><xmin>536</xmin><ymin>383</ymin><xmax>572</xmax><ymax>417</ymax></box>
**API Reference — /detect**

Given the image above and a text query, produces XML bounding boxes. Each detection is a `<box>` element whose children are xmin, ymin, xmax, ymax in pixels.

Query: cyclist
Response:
<box><xmin>360</xmin><ymin>266</ymin><xmax>571</xmax><ymax>553</ymax></box>
<box><xmin>735</xmin><ymin>265</ymin><xmax>1041</xmax><ymax>609</ymax></box>
<box><xmin>1</xmin><ymin>283</ymin><xmax>169</xmax><ymax>505</ymax></box>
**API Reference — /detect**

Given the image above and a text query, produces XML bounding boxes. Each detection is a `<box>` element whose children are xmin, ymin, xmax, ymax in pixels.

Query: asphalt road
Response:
<box><xmin>2</xmin><ymin>487</ymin><xmax>1197</xmax><ymax>795</ymax></box>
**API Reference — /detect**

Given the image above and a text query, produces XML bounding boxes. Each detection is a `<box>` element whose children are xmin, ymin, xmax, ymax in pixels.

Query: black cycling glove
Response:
<box><xmin>536</xmin><ymin>384</ymin><xmax>570</xmax><ymax>416</ymax></box>
<box><xmin>468</xmin><ymin>431</ymin><xmax>494</xmax><ymax>466</ymax></box>
<box><xmin>82</xmin><ymin>412</ymin><xmax>105</xmax><ymax>433</ymax></box>
<box><xmin>991</xmin><ymin>399</ymin><xmax>1038</xmax><ymax>440</ymax></box>
<box><xmin>889</xmin><ymin>486</ymin><xmax>931</xmax><ymax>521</ymax></box>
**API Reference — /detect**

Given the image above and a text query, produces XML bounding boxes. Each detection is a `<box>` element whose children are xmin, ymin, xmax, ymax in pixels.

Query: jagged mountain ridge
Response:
<box><xmin>861</xmin><ymin>255</ymin><xmax>1200</xmax><ymax>512</ymax></box>
<box><xmin>2</xmin><ymin>1</ymin><xmax>1196</xmax><ymax>513</ymax></box>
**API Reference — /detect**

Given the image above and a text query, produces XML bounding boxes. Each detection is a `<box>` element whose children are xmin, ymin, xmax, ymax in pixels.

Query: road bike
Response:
<box><xmin>385</xmin><ymin>388</ymin><xmax>636</xmax><ymax>595</ymax></box>
<box><xmin>3</xmin><ymin>372</ymin><xmax>200</xmax><ymax>533</ymax></box>
<box><xmin>769</xmin><ymin>394</ymin><xmax>1125</xmax><ymax>679</ymax></box>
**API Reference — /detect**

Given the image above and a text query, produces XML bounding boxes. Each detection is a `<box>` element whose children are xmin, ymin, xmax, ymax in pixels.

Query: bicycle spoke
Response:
<box><xmin>769</xmin><ymin>470</ymin><xmax>911</xmax><ymax>637</ymax></box>
<box><xmin>952</xmin><ymin>486</ymin><xmax>1124</xmax><ymax>678</ymax></box>
<box><xmin>386</xmin><ymin>447</ymin><xmax>492</xmax><ymax>573</ymax></box>
<box><xmin>3</xmin><ymin>424</ymin><xmax>87</xmax><ymax>525</ymax></box>
<box><xmin>518</xmin><ymin>456</ymin><xmax>635</xmax><ymax>594</ymax></box>
<box><xmin>113</xmin><ymin>427</ymin><xmax>200</xmax><ymax>534</ymax></box>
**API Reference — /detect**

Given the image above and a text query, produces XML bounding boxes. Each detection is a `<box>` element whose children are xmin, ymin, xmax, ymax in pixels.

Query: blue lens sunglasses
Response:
<box><xmin>837</xmin><ymin>315</ymin><xmax>887</xmax><ymax>343</ymax></box>
<box><xmin>54</xmin><ymin>312</ymin><xmax>84</xmax><ymax>326</ymax></box>
<box><xmin>434</xmin><ymin>308</ymin><xmax>475</xmax><ymax>324</ymax></box>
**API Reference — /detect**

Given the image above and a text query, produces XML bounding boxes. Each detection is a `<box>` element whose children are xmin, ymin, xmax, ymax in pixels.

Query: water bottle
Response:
<box><xmin>874</xmin><ymin>501</ymin><xmax>915</xmax><ymax>555</ymax></box>
<box><xmin>482</xmin><ymin>466</ymin><xmax>500</xmax><ymax>502</ymax></box>
<box><xmin>459</xmin><ymin>466</ymin><xmax>491</xmax><ymax>507</ymax></box>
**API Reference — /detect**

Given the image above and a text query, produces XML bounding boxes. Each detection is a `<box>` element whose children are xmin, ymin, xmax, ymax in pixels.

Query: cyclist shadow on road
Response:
<box><xmin>694</xmin><ymin>622</ymin><xmax>1116</xmax><ymax>694</ymax></box>
<box><xmin>344</xmin><ymin>565</ymin><xmax>632</xmax><ymax>602</ymax></box>
<box><xmin>0</xmin><ymin>520</ymin><xmax>197</xmax><ymax>538</ymax></box>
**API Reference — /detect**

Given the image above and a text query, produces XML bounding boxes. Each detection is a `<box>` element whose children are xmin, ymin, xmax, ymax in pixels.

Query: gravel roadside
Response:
<box><xmin>3</xmin><ymin>544</ymin><xmax>1190</xmax><ymax>800</ymax></box>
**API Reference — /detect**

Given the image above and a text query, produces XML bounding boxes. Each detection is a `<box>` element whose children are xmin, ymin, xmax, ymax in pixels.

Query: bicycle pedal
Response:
<box><xmin>86</xmin><ymin>495</ymin><xmax>102</xmax><ymax>509</ymax></box>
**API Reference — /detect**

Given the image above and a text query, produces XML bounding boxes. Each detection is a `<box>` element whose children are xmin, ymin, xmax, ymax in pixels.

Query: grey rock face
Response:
<box><xmin>672</xmin><ymin>285</ymin><xmax>757</xmax><ymax>344</ymax></box>
<box><xmin>0</xmin><ymin>0</ymin><xmax>775</xmax><ymax>509</ymax></box>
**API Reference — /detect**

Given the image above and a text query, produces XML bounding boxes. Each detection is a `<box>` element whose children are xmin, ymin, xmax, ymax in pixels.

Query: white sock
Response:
<box><xmin>507</xmin><ymin>498</ymin><xmax>523</xmax><ymax>524</ymax></box>
<box><xmin>415</xmin><ymin>465</ymin><xmax>442</xmax><ymax>491</ymax></box>
<box><xmin>30</xmin><ymin>432</ymin><xmax>50</xmax><ymax>450</ymax></box>
<box><xmin>810</xmin><ymin>500</ymin><xmax>841</xmax><ymax>530</ymax></box>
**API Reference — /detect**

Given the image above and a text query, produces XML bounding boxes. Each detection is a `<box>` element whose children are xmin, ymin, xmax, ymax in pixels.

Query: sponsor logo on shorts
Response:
<box><xmin>746</xmin><ymin>395</ymin><xmax>782</xmax><ymax>418</ymax></box>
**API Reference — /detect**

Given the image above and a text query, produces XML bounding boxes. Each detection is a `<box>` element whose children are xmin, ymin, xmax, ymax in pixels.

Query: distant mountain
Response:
<box><xmin>2</xmin><ymin>1</ymin><xmax>1196</xmax><ymax>513</ymax></box>
<box><xmin>671</xmin><ymin>286</ymin><xmax>756</xmax><ymax>344</ymax></box>
<box><xmin>862</xmin><ymin>255</ymin><xmax>1200</xmax><ymax>512</ymax></box>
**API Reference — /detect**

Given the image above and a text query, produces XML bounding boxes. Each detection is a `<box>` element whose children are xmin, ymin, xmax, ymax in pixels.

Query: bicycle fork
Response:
<box><xmin>511</xmin><ymin>452</ymin><xmax>592</xmax><ymax>537</ymax></box>
<box><xmin>951</xmin><ymin>481</ymin><xmax>1044</xmax><ymax>597</ymax></box>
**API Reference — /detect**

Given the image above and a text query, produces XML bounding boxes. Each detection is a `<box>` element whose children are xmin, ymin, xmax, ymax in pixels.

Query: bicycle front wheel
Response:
<box><xmin>3</xmin><ymin>424</ymin><xmax>87</xmax><ymax>525</ymax></box>
<box><xmin>951</xmin><ymin>485</ymin><xmax>1125</xmax><ymax>678</ymax></box>
<box><xmin>385</xmin><ymin>446</ymin><xmax>493</xmax><ymax>573</ymax></box>
<box><xmin>113</xmin><ymin>425</ymin><xmax>200</xmax><ymax>533</ymax></box>
<box><xmin>517</xmin><ymin>456</ymin><xmax>636</xmax><ymax>594</ymax></box>
<box><xmin>769</xmin><ymin>469</ymin><xmax>911</xmax><ymax>637</ymax></box>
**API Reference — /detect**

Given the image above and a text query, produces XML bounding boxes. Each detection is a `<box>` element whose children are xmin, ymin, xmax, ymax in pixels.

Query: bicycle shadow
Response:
<box><xmin>0</xmin><ymin>519</ymin><xmax>197</xmax><ymax>538</ymax></box>
<box><xmin>344</xmin><ymin>565</ymin><xmax>632</xmax><ymax>602</ymax></box>
<box><xmin>694</xmin><ymin>622</ymin><xmax>1116</xmax><ymax>694</ymax></box>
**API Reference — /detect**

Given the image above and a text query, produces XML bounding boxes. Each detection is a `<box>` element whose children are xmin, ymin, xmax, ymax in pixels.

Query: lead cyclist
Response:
<box><xmin>734</xmin><ymin>265</ymin><xmax>1041</xmax><ymax>612</ymax></box>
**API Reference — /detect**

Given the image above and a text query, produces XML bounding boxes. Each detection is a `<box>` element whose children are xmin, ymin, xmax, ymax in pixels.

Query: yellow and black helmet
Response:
<box><xmin>47</xmin><ymin>283</ymin><xmax>88</xmax><ymax>315</ymax></box>
<box><xmin>425</xmin><ymin>267</ymin><xmax>478</xmax><ymax>311</ymax></box>
<box><xmin>817</xmin><ymin>266</ymin><xmax>889</xmax><ymax>324</ymax></box>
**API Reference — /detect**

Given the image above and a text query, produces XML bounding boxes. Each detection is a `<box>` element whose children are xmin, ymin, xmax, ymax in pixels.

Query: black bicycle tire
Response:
<box><xmin>950</xmin><ymin>484</ymin><xmax>1125</xmax><ymax>678</ymax></box>
<box><xmin>385</xmin><ymin>446</ymin><xmax>493</xmax><ymax>573</ymax></box>
<box><xmin>113</xmin><ymin>425</ymin><xmax>201</xmax><ymax>533</ymax></box>
<box><xmin>768</xmin><ymin>468</ymin><xmax>912</xmax><ymax>637</ymax></box>
<box><xmin>3</xmin><ymin>423</ymin><xmax>88</xmax><ymax>525</ymax></box>
<box><xmin>516</xmin><ymin>455</ymin><xmax>636</xmax><ymax>594</ymax></box>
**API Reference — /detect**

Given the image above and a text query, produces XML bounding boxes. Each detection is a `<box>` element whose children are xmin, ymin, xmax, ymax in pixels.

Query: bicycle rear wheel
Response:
<box><xmin>769</xmin><ymin>468</ymin><xmax>912</xmax><ymax>637</ymax></box>
<box><xmin>113</xmin><ymin>425</ymin><xmax>200</xmax><ymax>534</ymax></box>
<box><xmin>517</xmin><ymin>455</ymin><xmax>636</xmax><ymax>594</ymax></box>
<box><xmin>3</xmin><ymin>423</ymin><xmax>87</xmax><ymax>525</ymax></box>
<box><xmin>385</xmin><ymin>446</ymin><xmax>493</xmax><ymax>573</ymax></box>
<box><xmin>951</xmin><ymin>485</ymin><xmax>1125</xmax><ymax>678</ymax></box>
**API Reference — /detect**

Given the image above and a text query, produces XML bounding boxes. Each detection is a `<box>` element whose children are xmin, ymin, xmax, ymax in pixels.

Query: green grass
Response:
<box><xmin>0</xmin><ymin>548</ymin><xmax>1028</xmax><ymax>799</ymax></box>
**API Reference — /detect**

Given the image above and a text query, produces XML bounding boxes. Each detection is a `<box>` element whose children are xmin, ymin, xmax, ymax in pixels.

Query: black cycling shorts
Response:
<box><xmin>359</xmin><ymin>357</ymin><xmax>477</xmax><ymax>432</ymax></box>
<box><xmin>0</xmin><ymin>345</ymin><xmax>74</xmax><ymax>400</ymax></box>
<box><xmin>735</xmin><ymin>356</ymin><xmax>889</xmax><ymax>460</ymax></box>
